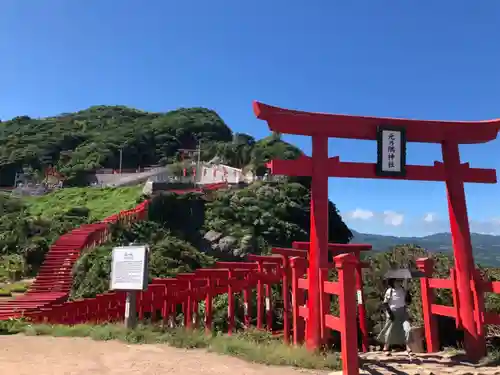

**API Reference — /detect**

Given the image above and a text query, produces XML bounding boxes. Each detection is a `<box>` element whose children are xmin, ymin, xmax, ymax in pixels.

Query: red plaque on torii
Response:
<box><xmin>253</xmin><ymin>100</ymin><xmax>499</xmax><ymax>358</ymax></box>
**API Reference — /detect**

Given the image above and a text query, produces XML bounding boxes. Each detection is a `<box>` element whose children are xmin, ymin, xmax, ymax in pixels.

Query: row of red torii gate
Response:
<box><xmin>252</xmin><ymin>101</ymin><xmax>500</xmax><ymax>372</ymax></box>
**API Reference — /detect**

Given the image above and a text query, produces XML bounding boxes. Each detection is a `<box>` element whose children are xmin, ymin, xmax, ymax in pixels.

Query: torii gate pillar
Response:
<box><xmin>442</xmin><ymin>141</ymin><xmax>483</xmax><ymax>358</ymax></box>
<box><xmin>307</xmin><ymin>136</ymin><xmax>330</xmax><ymax>349</ymax></box>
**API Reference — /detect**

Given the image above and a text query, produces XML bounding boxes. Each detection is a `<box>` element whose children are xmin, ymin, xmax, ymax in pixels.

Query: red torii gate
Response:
<box><xmin>253</xmin><ymin>101</ymin><xmax>499</xmax><ymax>359</ymax></box>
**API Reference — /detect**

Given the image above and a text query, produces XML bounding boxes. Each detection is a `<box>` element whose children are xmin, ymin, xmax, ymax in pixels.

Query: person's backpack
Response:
<box><xmin>405</xmin><ymin>289</ymin><xmax>412</xmax><ymax>305</ymax></box>
<box><xmin>380</xmin><ymin>288</ymin><xmax>394</xmax><ymax>320</ymax></box>
<box><xmin>381</xmin><ymin>287</ymin><xmax>412</xmax><ymax>314</ymax></box>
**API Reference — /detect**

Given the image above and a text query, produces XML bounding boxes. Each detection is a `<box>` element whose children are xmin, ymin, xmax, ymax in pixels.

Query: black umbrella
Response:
<box><xmin>384</xmin><ymin>268</ymin><xmax>425</xmax><ymax>280</ymax></box>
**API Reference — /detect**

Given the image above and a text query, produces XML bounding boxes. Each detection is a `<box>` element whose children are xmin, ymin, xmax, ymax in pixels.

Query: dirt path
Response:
<box><xmin>0</xmin><ymin>335</ymin><xmax>323</xmax><ymax>375</ymax></box>
<box><xmin>2</xmin><ymin>335</ymin><xmax>500</xmax><ymax>375</ymax></box>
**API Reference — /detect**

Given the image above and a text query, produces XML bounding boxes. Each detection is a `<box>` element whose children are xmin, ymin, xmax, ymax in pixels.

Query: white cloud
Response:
<box><xmin>343</xmin><ymin>207</ymin><xmax>500</xmax><ymax>236</ymax></box>
<box><xmin>423</xmin><ymin>212</ymin><xmax>436</xmax><ymax>223</ymax></box>
<box><xmin>345</xmin><ymin>208</ymin><xmax>404</xmax><ymax>227</ymax></box>
<box><xmin>347</xmin><ymin>208</ymin><xmax>374</xmax><ymax>220</ymax></box>
<box><xmin>470</xmin><ymin>218</ymin><xmax>500</xmax><ymax>235</ymax></box>
<box><xmin>420</xmin><ymin>215</ymin><xmax>500</xmax><ymax>235</ymax></box>
<box><xmin>383</xmin><ymin>210</ymin><xmax>404</xmax><ymax>226</ymax></box>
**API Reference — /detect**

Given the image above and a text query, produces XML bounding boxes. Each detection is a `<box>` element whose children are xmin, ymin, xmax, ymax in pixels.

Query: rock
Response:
<box><xmin>218</xmin><ymin>236</ymin><xmax>237</xmax><ymax>252</ymax></box>
<box><xmin>203</xmin><ymin>230</ymin><xmax>223</xmax><ymax>243</ymax></box>
<box><xmin>217</xmin><ymin>236</ymin><xmax>238</xmax><ymax>252</ymax></box>
<box><xmin>231</xmin><ymin>247</ymin><xmax>245</xmax><ymax>257</ymax></box>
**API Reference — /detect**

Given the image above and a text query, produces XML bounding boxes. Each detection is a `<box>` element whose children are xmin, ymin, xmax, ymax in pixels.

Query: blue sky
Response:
<box><xmin>1</xmin><ymin>1</ymin><xmax>499</xmax><ymax>236</ymax></box>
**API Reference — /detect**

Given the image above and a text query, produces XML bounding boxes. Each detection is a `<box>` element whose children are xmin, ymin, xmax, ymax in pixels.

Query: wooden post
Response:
<box><xmin>124</xmin><ymin>291</ymin><xmax>137</xmax><ymax>329</ymax></box>
<box><xmin>256</xmin><ymin>262</ymin><xmax>264</xmax><ymax>329</ymax></box>
<box><xmin>185</xmin><ymin>280</ymin><xmax>193</xmax><ymax>329</ymax></box>
<box><xmin>416</xmin><ymin>258</ymin><xmax>439</xmax><ymax>352</ymax></box>
<box><xmin>281</xmin><ymin>256</ymin><xmax>290</xmax><ymax>344</ymax></box>
<box><xmin>354</xmin><ymin>253</ymin><xmax>368</xmax><ymax>352</ymax></box>
<box><xmin>335</xmin><ymin>253</ymin><xmax>359</xmax><ymax>375</ymax></box>
<box><xmin>243</xmin><ymin>274</ymin><xmax>251</xmax><ymax>328</ymax></box>
<box><xmin>472</xmin><ymin>269</ymin><xmax>486</xmax><ymax>357</ymax></box>
<box><xmin>290</xmin><ymin>257</ymin><xmax>306</xmax><ymax>345</ymax></box>
<box><xmin>205</xmin><ymin>278</ymin><xmax>213</xmax><ymax>334</ymax></box>
<box><xmin>227</xmin><ymin>270</ymin><xmax>234</xmax><ymax>335</ymax></box>
<box><xmin>265</xmin><ymin>269</ymin><xmax>273</xmax><ymax>331</ymax></box>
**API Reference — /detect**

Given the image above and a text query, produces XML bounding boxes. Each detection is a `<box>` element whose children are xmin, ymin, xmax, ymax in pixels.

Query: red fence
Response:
<box><xmin>417</xmin><ymin>257</ymin><xmax>500</xmax><ymax>356</ymax></box>
<box><xmin>26</xmin><ymin>260</ymin><xmax>282</xmax><ymax>331</ymax></box>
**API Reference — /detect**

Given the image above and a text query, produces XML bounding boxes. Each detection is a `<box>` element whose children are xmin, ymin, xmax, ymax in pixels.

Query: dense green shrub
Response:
<box><xmin>70</xmin><ymin>221</ymin><xmax>214</xmax><ymax>299</ymax></box>
<box><xmin>205</xmin><ymin>181</ymin><xmax>352</xmax><ymax>257</ymax></box>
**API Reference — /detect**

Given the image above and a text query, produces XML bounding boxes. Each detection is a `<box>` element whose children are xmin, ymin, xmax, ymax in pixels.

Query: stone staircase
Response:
<box><xmin>0</xmin><ymin>223</ymin><xmax>109</xmax><ymax>320</ymax></box>
<box><xmin>336</xmin><ymin>351</ymin><xmax>500</xmax><ymax>375</ymax></box>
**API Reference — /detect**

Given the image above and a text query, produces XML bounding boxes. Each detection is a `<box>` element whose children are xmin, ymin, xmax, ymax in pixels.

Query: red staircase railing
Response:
<box><xmin>0</xmin><ymin>200</ymin><xmax>149</xmax><ymax>320</ymax></box>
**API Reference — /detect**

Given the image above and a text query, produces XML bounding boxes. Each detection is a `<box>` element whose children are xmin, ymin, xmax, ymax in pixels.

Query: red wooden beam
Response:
<box><xmin>151</xmin><ymin>278</ymin><xmax>188</xmax><ymax>285</ymax></box>
<box><xmin>215</xmin><ymin>262</ymin><xmax>258</xmax><ymax>270</ymax></box>
<box><xmin>246</xmin><ymin>254</ymin><xmax>283</xmax><ymax>264</ymax></box>
<box><xmin>268</xmin><ymin>157</ymin><xmax>497</xmax><ymax>183</ymax></box>
<box><xmin>176</xmin><ymin>273</ymin><xmax>197</xmax><ymax>279</ymax></box>
<box><xmin>292</xmin><ymin>241</ymin><xmax>372</xmax><ymax>252</ymax></box>
<box><xmin>254</xmin><ymin>101</ymin><xmax>500</xmax><ymax>144</ymax></box>
<box><xmin>196</xmin><ymin>269</ymin><xmax>229</xmax><ymax>276</ymax></box>
<box><xmin>271</xmin><ymin>247</ymin><xmax>307</xmax><ymax>258</ymax></box>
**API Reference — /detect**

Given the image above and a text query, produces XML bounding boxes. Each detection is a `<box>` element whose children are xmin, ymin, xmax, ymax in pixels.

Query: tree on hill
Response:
<box><xmin>0</xmin><ymin>193</ymin><xmax>90</xmax><ymax>281</ymax></box>
<box><xmin>0</xmin><ymin>105</ymin><xmax>302</xmax><ymax>186</ymax></box>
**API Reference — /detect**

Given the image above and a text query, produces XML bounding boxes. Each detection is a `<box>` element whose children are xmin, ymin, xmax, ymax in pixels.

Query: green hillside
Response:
<box><xmin>25</xmin><ymin>186</ymin><xmax>143</xmax><ymax>220</ymax></box>
<box><xmin>0</xmin><ymin>106</ymin><xmax>301</xmax><ymax>186</ymax></box>
<box><xmin>0</xmin><ymin>104</ymin><xmax>323</xmax><ymax>286</ymax></box>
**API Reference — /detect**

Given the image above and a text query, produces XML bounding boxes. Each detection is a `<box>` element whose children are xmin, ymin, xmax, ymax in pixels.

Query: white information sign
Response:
<box><xmin>110</xmin><ymin>245</ymin><xmax>148</xmax><ymax>291</ymax></box>
<box><xmin>377</xmin><ymin>127</ymin><xmax>406</xmax><ymax>176</ymax></box>
<box><xmin>356</xmin><ymin>290</ymin><xmax>363</xmax><ymax>305</ymax></box>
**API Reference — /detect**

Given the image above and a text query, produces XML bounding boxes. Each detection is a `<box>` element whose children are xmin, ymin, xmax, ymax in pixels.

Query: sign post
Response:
<box><xmin>124</xmin><ymin>290</ymin><xmax>137</xmax><ymax>329</ymax></box>
<box><xmin>110</xmin><ymin>245</ymin><xmax>149</xmax><ymax>329</ymax></box>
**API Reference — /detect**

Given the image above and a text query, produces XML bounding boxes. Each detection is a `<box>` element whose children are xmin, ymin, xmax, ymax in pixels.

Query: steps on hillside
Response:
<box><xmin>32</xmin><ymin>283</ymin><xmax>68</xmax><ymax>290</ymax></box>
<box><xmin>0</xmin><ymin>199</ymin><xmax>150</xmax><ymax>321</ymax></box>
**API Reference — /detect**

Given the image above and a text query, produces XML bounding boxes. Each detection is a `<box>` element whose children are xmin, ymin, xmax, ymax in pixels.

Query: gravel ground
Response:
<box><xmin>0</xmin><ymin>335</ymin><xmax>322</xmax><ymax>375</ymax></box>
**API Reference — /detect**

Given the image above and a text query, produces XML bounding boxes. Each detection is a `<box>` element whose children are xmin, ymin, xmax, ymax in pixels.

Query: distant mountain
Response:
<box><xmin>351</xmin><ymin>231</ymin><xmax>500</xmax><ymax>267</ymax></box>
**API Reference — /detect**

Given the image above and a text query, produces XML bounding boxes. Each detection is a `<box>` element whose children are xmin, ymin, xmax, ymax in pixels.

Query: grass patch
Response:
<box><xmin>480</xmin><ymin>346</ymin><xmax>500</xmax><ymax>366</ymax></box>
<box><xmin>0</xmin><ymin>321</ymin><xmax>340</xmax><ymax>370</ymax></box>
<box><xmin>24</xmin><ymin>186</ymin><xmax>143</xmax><ymax>220</ymax></box>
<box><xmin>0</xmin><ymin>289</ymin><xmax>12</xmax><ymax>297</ymax></box>
<box><xmin>0</xmin><ymin>281</ymin><xmax>30</xmax><ymax>294</ymax></box>
<box><xmin>8</xmin><ymin>285</ymin><xmax>28</xmax><ymax>293</ymax></box>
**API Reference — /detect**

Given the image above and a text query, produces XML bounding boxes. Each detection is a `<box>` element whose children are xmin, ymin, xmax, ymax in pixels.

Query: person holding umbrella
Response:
<box><xmin>377</xmin><ymin>269</ymin><xmax>422</xmax><ymax>359</ymax></box>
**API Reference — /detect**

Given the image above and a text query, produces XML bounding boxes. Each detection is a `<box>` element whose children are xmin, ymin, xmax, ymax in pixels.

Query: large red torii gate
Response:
<box><xmin>253</xmin><ymin>101</ymin><xmax>499</xmax><ymax>359</ymax></box>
